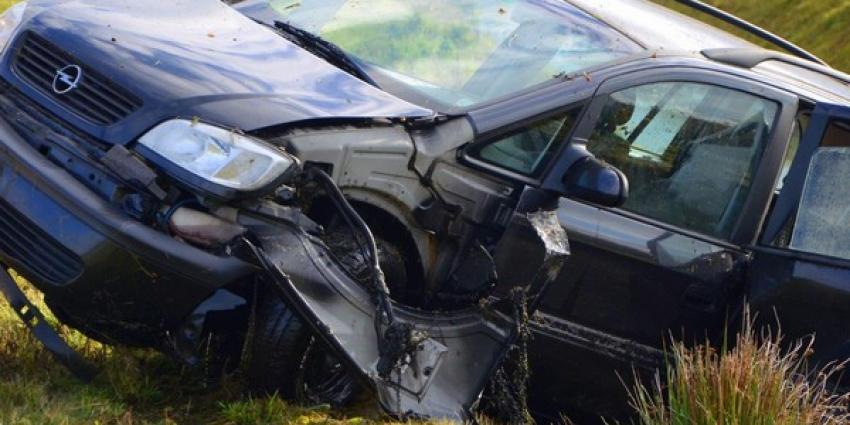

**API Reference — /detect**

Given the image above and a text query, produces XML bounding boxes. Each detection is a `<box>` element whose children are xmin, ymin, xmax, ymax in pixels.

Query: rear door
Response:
<box><xmin>530</xmin><ymin>68</ymin><xmax>798</xmax><ymax>420</ymax></box>
<box><xmin>751</xmin><ymin>103</ymin><xmax>850</xmax><ymax>370</ymax></box>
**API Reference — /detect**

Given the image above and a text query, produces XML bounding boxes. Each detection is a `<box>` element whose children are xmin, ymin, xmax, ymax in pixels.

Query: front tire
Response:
<box><xmin>246</xmin><ymin>289</ymin><xmax>357</xmax><ymax>407</ymax></box>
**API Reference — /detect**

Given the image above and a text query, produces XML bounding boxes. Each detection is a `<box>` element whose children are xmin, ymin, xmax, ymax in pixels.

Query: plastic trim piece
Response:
<box><xmin>703</xmin><ymin>48</ymin><xmax>850</xmax><ymax>86</ymax></box>
<box><xmin>676</xmin><ymin>0</ymin><xmax>825</xmax><ymax>65</ymax></box>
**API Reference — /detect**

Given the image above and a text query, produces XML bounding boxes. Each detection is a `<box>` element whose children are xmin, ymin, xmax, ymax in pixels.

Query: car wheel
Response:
<box><xmin>246</xmin><ymin>288</ymin><xmax>358</xmax><ymax>407</ymax></box>
<box><xmin>295</xmin><ymin>336</ymin><xmax>358</xmax><ymax>407</ymax></box>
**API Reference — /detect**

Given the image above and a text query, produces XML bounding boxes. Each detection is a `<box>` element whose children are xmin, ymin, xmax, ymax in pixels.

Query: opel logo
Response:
<box><xmin>52</xmin><ymin>65</ymin><xmax>83</xmax><ymax>95</ymax></box>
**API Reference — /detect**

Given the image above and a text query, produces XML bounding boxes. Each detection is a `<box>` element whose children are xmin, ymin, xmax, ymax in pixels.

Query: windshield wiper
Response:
<box><xmin>272</xmin><ymin>20</ymin><xmax>377</xmax><ymax>87</ymax></box>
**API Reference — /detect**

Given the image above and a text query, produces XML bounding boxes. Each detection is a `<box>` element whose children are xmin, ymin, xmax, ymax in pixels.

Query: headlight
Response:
<box><xmin>137</xmin><ymin>119</ymin><xmax>299</xmax><ymax>200</ymax></box>
<box><xmin>0</xmin><ymin>2</ymin><xmax>28</xmax><ymax>53</ymax></box>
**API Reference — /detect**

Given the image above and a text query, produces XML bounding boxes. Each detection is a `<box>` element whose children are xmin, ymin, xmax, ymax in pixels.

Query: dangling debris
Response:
<box><xmin>487</xmin><ymin>287</ymin><xmax>534</xmax><ymax>424</ymax></box>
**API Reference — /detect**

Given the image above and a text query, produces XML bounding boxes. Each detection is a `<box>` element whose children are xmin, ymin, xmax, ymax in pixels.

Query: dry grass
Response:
<box><xmin>629</xmin><ymin>308</ymin><xmax>850</xmax><ymax>425</ymax></box>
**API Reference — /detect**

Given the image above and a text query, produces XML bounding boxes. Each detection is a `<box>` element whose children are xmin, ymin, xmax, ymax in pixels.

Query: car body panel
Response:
<box><xmin>749</xmin><ymin>104</ymin><xmax>850</xmax><ymax>370</ymax></box>
<box><xmin>1</xmin><ymin>0</ymin><xmax>432</xmax><ymax>145</ymax></box>
<box><xmin>509</xmin><ymin>65</ymin><xmax>798</xmax><ymax>420</ymax></box>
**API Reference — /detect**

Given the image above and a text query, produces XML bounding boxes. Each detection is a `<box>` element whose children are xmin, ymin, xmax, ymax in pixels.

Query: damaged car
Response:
<box><xmin>2</xmin><ymin>0</ymin><xmax>850</xmax><ymax>422</ymax></box>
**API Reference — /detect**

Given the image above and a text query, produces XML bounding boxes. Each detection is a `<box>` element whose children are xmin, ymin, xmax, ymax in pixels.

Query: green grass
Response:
<box><xmin>1</xmin><ymin>273</ymin><xmax>440</xmax><ymax>425</ymax></box>
<box><xmin>652</xmin><ymin>0</ymin><xmax>850</xmax><ymax>72</ymax></box>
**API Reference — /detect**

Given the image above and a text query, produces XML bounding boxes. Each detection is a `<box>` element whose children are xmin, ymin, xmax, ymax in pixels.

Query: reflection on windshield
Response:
<box><xmin>262</xmin><ymin>0</ymin><xmax>642</xmax><ymax>110</ymax></box>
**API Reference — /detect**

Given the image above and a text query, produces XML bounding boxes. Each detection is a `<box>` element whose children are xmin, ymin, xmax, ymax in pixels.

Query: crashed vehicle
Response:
<box><xmin>2</xmin><ymin>0</ymin><xmax>850</xmax><ymax>421</ymax></box>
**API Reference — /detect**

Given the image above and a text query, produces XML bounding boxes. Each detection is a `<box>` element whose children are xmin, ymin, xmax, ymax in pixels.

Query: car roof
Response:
<box><xmin>568</xmin><ymin>0</ymin><xmax>850</xmax><ymax>106</ymax></box>
<box><xmin>751</xmin><ymin>61</ymin><xmax>850</xmax><ymax>105</ymax></box>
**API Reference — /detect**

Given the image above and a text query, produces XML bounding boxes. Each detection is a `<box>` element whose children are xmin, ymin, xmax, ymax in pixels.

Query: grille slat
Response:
<box><xmin>61</xmin><ymin>98</ymin><xmax>117</xmax><ymax>124</ymax></box>
<box><xmin>76</xmin><ymin>82</ymin><xmax>137</xmax><ymax>116</ymax></box>
<box><xmin>0</xmin><ymin>198</ymin><xmax>83</xmax><ymax>285</ymax></box>
<box><xmin>17</xmin><ymin>52</ymin><xmax>55</xmax><ymax>77</ymax></box>
<box><xmin>0</xmin><ymin>223</ymin><xmax>72</xmax><ymax>278</ymax></box>
<box><xmin>80</xmin><ymin>72</ymin><xmax>139</xmax><ymax>110</ymax></box>
<box><xmin>13</xmin><ymin>32</ymin><xmax>142</xmax><ymax>126</ymax></box>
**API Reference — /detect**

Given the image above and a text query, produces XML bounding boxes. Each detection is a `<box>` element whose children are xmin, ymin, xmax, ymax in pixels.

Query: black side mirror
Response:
<box><xmin>562</xmin><ymin>157</ymin><xmax>629</xmax><ymax>207</ymax></box>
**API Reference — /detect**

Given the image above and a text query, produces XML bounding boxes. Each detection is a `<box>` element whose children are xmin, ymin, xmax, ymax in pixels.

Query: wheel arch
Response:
<box><xmin>309</xmin><ymin>187</ymin><xmax>435</xmax><ymax>288</ymax></box>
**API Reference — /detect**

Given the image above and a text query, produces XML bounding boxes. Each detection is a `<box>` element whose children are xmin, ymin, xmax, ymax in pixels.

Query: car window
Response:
<box><xmin>790</xmin><ymin>146</ymin><xmax>850</xmax><ymax>260</ymax></box>
<box><xmin>258</xmin><ymin>0</ymin><xmax>641</xmax><ymax>110</ymax></box>
<box><xmin>586</xmin><ymin>81</ymin><xmax>779</xmax><ymax>239</ymax></box>
<box><xmin>467</xmin><ymin>108</ymin><xmax>580</xmax><ymax>176</ymax></box>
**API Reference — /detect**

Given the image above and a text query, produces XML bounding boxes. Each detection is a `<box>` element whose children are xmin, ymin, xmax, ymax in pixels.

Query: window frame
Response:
<box><xmin>761</xmin><ymin>103</ymin><xmax>850</xmax><ymax>264</ymax></box>
<box><xmin>461</xmin><ymin>102</ymin><xmax>587</xmax><ymax>182</ymax></box>
<box><xmin>555</xmin><ymin>67</ymin><xmax>798</xmax><ymax>246</ymax></box>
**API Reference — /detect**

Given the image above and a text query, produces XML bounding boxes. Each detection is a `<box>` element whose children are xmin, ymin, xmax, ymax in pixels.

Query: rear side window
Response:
<box><xmin>787</xmin><ymin>120</ymin><xmax>850</xmax><ymax>260</ymax></box>
<box><xmin>586</xmin><ymin>81</ymin><xmax>779</xmax><ymax>239</ymax></box>
<box><xmin>790</xmin><ymin>147</ymin><xmax>850</xmax><ymax>259</ymax></box>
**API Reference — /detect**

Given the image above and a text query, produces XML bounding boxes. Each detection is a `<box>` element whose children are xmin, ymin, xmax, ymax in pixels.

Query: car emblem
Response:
<box><xmin>52</xmin><ymin>65</ymin><xmax>83</xmax><ymax>95</ymax></box>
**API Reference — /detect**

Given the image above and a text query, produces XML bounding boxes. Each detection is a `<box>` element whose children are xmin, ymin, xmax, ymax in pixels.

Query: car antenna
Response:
<box><xmin>673</xmin><ymin>0</ymin><xmax>827</xmax><ymax>66</ymax></box>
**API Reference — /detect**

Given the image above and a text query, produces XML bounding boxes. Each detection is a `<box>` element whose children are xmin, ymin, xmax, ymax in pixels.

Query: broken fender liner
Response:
<box><xmin>247</xmin><ymin>187</ymin><xmax>569</xmax><ymax>421</ymax></box>
<box><xmin>0</xmin><ymin>268</ymin><xmax>98</xmax><ymax>381</ymax></box>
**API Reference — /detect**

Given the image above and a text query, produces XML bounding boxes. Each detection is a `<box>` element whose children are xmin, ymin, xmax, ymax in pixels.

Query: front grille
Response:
<box><xmin>12</xmin><ymin>32</ymin><xmax>142</xmax><ymax>126</ymax></box>
<box><xmin>0</xmin><ymin>197</ymin><xmax>83</xmax><ymax>285</ymax></box>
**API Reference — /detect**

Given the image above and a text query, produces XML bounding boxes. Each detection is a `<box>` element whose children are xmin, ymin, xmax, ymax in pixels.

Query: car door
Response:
<box><xmin>751</xmin><ymin>103</ymin><xmax>850</xmax><ymax>374</ymax></box>
<box><xmin>529</xmin><ymin>68</ymin><xmax>798</xmax><ymax>420</ymax></box>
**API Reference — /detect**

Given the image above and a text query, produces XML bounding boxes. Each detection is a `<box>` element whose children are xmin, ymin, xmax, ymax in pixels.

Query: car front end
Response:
<box><xmin>0</xmin><ymin>1</ymin><xmax>580</xmax><ymax>420</ymax></box>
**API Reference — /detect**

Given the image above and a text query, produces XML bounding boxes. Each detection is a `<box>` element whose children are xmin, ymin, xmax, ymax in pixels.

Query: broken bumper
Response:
<box><xmin>0</xmin><ymin>116</ymin><xmax>253</xmax><ymax>344</ymax></box>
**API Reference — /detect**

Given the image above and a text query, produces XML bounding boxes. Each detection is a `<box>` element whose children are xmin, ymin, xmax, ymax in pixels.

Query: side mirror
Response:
<box><xmin>562</xmin><ymin>157</ymin><xmax>629</xmax><ymax>207</ymax></box>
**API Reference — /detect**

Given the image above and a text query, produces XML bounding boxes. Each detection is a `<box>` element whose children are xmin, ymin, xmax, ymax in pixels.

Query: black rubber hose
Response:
<box><xmin>305</xmin><ymin>168</ymin><xmax>396</xmax><ymax>325</ymax></box>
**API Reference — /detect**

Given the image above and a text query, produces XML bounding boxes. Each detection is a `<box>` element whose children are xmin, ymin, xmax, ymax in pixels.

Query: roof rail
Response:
<box><xmin>703</xmin><ymin>48</ymin><xmax>850</xmax><ymax>85</ymax></box>
<box><xmin>674</xmin><ymin>0</ymin><xmax>827</xmax><ymax>66</ymax></box>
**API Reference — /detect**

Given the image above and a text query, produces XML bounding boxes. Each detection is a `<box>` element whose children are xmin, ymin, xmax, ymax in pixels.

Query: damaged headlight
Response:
<box><xmin>0</xmin><ymin>2</ymin><xmax>28</xmax><ymax>52</ymax></box>
<box><xmin>137</xmin><ymin>119</ymin><xmax>299</xmax><ymax>200</ymax></box>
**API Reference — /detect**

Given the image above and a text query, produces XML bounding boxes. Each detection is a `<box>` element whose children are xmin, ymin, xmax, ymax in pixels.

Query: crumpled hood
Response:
<box><xmin>2</xmin><ymin>0</ymin><xmax>433</xmax><ymax>145</ymax></box>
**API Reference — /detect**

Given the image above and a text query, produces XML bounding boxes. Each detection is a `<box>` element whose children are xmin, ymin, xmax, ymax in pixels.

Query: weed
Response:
<box><xmin>629</xmin><ymin>307</ymin><xmax>850</xmax><ymax>425</ymax></box>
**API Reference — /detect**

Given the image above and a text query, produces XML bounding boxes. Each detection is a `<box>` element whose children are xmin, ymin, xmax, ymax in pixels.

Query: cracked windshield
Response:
<box><xmin>266</xmin><ymin>0</ymin><xmax>641</xmax><ymax>109</ymax></box>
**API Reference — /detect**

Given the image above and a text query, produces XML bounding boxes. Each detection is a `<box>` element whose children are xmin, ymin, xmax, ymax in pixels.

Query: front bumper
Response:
<box><xmin>0</xmin><ymin>109</ymin><xmax>253</xmax><ymax>345</ymax></box>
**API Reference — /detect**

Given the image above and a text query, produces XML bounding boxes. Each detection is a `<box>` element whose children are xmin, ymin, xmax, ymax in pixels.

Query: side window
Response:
<box><xmin>785</xmin><ymin>120</ymin><xmax>850</xmax><ymax>260</ymax></box>
<box><xmin>468</xmin><ymin>108</ymin><xmax>580</xmax><ymax>175</ymax></box>
<box><xmin>586</xmin><ymin>81</ymin><xmax>779</xmax><ymax>239</ymax></box>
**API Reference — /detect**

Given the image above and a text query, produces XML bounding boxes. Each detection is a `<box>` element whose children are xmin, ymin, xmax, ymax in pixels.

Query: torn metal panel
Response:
<box><xmin>252</xmin><ymin>225</ymin><xmax>507</xmax><ymax>420</ymax></box>
<box><xmin>249</xmin><ymin>187</ymin><xmax>570</xmax><ymax>420</ymax></box>
<box><xmin>169</xmin><ymin>288</ymin><xmax>248</xmax><ymax>366</ymax></box>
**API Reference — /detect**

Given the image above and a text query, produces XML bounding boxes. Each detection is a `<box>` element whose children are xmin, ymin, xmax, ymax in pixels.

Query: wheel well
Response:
<box><xmin>306</xmin><ymin>197</ymin><xmax>426</xmax><ymax>292</ymax></box>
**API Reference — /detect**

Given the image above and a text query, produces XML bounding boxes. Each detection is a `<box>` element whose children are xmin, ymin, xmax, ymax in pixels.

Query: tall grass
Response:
<box><xmin>629</xmin><ymin>308</ymin><xmax>850</xmax><ymax>425</ymax></box>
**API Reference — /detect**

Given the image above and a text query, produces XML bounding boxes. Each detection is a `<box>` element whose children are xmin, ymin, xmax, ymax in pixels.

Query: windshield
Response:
<box><xmin>247</xmin><ymin>0</ymin><xmax>642</xmax><ymax>111</ymax></box>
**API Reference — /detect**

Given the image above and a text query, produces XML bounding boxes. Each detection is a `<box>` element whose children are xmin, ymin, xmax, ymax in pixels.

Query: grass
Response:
<box><xmin>629</xmin><ymin>308</ymin><xmax>850</xmax><ymax>425</ymax></box>
<box><xmin>0</xmin><ymin>273</ymin><xmax>445</xmax><ymax>425</ymax></box>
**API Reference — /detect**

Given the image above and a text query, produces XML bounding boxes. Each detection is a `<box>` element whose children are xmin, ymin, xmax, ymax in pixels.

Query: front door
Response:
<box><xmin>530</xmin><ymin>69</ymin><xmax>798</xmax><ymax>420</ymax></box>
<box><xmin>750</xmin><ymin>103</ymin><xmax>850</xmax><ymax>372</ymax></box>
